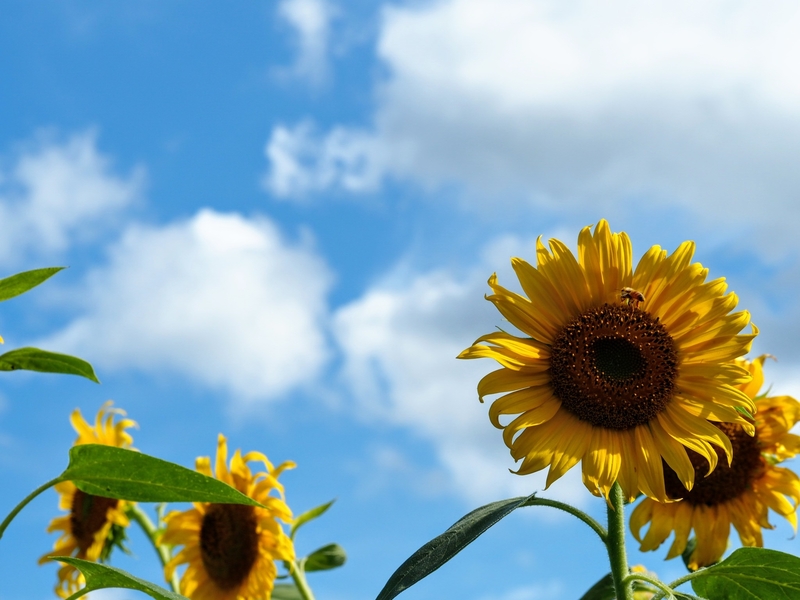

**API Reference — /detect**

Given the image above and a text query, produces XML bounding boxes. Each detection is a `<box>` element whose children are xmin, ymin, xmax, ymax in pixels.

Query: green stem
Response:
<box><xmin>126</xmin><ymin>504</ymin><xmax>180</xmax><ymax>593</ymax></box>
<box><xmin>522</xmin><ymin>496</ymin><xmax>607</xmax><ymax>543</ymax></box>
<box><xmin>287</xmin><ymin>559</ymin><xmax>316</xmax><ymax>600</ymax></box>
<box><xmin>650</xmin><ymin>571</ymin><xmax>705</xmax><ymax>600</ymax></box>
<box><xmin>0</xmin><ymin>476</ymin><xmax>63</xmax><ymax>541</ymax></box>
<box><xmin>63</xmin><ymin>589</ymin><xmax>91</xmax><ymax>600</ymax></box>
<box><xmin>606</xmin><ymin>482</ymin><xmax>633</xmax><ymax>600</ymax></box>
<box><xmin>624</xmin><ymin>573</ymin><xmax>675</xmax><ymax>599</ymax></box>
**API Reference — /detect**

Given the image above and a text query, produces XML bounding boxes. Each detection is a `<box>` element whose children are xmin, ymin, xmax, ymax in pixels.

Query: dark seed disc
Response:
<box><xmin>550</xmin><ymin>303</ymin><xmax>678</xmax><ymax>430</ymax></box>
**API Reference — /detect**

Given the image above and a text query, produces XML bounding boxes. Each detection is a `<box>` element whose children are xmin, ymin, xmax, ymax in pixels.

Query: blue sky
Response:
<box><xmin>2</xmin><ymin>1</ymin><xmax>800</xmax><ymax>599</ymax></box>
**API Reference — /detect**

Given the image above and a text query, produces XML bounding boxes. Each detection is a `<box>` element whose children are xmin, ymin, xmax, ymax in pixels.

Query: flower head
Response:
<box><xmin>630</xmin><ymin>355</ymin><xmax>800</xmax><ymax>569</ymax></box>
<box><xmin>40</xmin><ymin>401</ymin><xmax>137</xmax><ymax>598</ymax></box>
<box><xmin>161</xmin><ymin>434</ymin><xmax>295</xmax><ymax>600</ymax></box>
<box><xmin>459</xmin><ymin>220</ymin><xmax>757</xmax><ymax>501</ymax></box>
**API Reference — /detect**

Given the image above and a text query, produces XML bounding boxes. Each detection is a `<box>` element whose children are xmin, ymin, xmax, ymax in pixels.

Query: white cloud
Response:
<box><xmin>277</xmin><ymin>0</ymin><xmax>337</xmax><ymax>84</ymax></box>
<box><xmin>0</xmin><ymin>130</ymin><xmax>144</xmax><ymax>265</ymax></box>
<box><xmin>332</xmin><ymin>250</ymin><xmax>587</xmax><ymax>506</ymax></box>
<box><xmin>41</xmin><ymin>209</ymin><xmax>332</xmax><ymax>402</ymax></box>
<box><xmin>263</xmin><ymin>121</ymin><xmax>383</xmax><ymax>199</ymax></box>
<box><xmin>265</xmin><ymin>0</ymin><xmax>800</xmax><ymax>247</ymax></box>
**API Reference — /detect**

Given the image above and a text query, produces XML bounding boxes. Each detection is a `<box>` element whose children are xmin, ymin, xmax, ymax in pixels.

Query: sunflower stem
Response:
<box><xmin>522</xmin><ymin>496</ymin><xmax>607</xmax><ymax>543</ymax></box>
<box><xmin>126</xmin><ymin>504</ymin><xmax>181</xmax><ymax>593</ymax></box>
<box><xmin>0</xmin><ymin>475</ymin><xmax>62</xmax><ymax>541</ymax></box>
<box><xmin>624</xmin><ymin>573</ymin><xmax>675</xmax><ymax>599</ymax></box>
<box><xmin>606</xmin><ymin>482</ymin><xmax>633</xmax><ymax>600</ymax></box>
<box><xmin>287</xmin><ymin>559</ymin><xmax>316</xmax><ymax>600</ymax></box>
<box><xmin>652</xmin><ymin>571</ymin><xmax>706</xmax><ymax>600</ymax></box>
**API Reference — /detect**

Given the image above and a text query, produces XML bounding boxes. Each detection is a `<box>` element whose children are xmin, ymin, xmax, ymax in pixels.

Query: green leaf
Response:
<box><xmin>0</xmin><ymin>267</ymin><xmax>64</xmax><ymax>302</ymax></box>
<box><xmin>0</xmin><ymin>347</ymin><xmax>99</xmax><ymax>382</ymax></box>
<box><xmin>578</xmin><ymin>573</ymin><xmax>615</xmax><ymax>600</ymax></box>
<box><xmin>62</xmin><ymin>444</ymin><xmax>263</xmax><ymax>506</ymax></box>
<box><xmin>272</xmin><ymin>584</ymin><xmax>304</xmax><ymax>600</ymax></box>
<box><xmin>304</xmin><ymin>543</ymin><xmax>347</xmax><ymax>572</ymax></box>
<box><xmin>291</xmin><ymin>499</ymin><xmax>335</xmax><ymax>539</ymax></box>
<box><xmin>52</xmin><ymin>556</ymin><xmax>186</xmax><ymax>599</ymax></box>
<box><xmin>375</xmin><ymin>493</ymin><xmax>536</xmax><ymax>600</ymax></box>
<box><xmin>691</xmin><ymin>547</ymin><xmax>800</xmax><ymax>599</ymax></box>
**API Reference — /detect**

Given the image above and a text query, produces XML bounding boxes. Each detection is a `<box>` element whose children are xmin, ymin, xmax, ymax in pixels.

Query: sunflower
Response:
<box><xmin>630</xmin><ymin>355</ymin><xmax>800</xmax><ymax>569</ymax></box>
<box><xmin>458</xmin><ymin>220</ymin><xmax>757</xmax><ymax>501</ymax></box>
<box><xmin>161</xmin><ymin>434</ymin><xmax>295</xmax><ymax>600</ymax></box>
<box><xmin>40</xmin><ymin>401</ymin><xmax>137</xmax><ymax>598</ymax></box>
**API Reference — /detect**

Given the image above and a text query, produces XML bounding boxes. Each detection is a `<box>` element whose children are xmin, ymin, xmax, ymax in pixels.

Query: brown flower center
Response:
<box><xmin>200</xmin><ymin>503</ymin><xmax>259</xmax><ymax>590</ymax></box>
<box><xmin>550</xmin><ymin>303</ymin><xmax>678</xmax><ymax>430</ymax></box>
<box><xmin>70</xmin><ymin>489</ymin><xmax>119</xmax><ymax>555</ymax></box>
<box><xmin>665</xmin><ymin>423</ymin><xmax>763</xmax><ymax>505</ymax></box>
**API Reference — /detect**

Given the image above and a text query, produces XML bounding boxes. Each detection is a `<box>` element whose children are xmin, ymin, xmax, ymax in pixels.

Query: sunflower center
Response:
<box><xmin>550</xmin><ymin>303</ymin><xmax>678</xmax><ymax>430</ymax></box>
<box><xmin>200</xmin><ymin>503</ymin><xmax>259</xmax><ymax>591</ymax></box>
<box><xmin>592</xmin><ymin>337</ymin><xmax>646</xmax><ymax>381</ymax></box>
<box><xmin>70</xmin><ymin>489</ymin><xmax>119</xmax><ymax>554</ymax></box>
<box><xmin>664</xmin><ymin>423</ymin><xmax>763</xmax><ymax>505</ymax></box>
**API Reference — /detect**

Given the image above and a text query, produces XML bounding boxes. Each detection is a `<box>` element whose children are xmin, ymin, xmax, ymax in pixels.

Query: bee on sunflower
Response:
<box><xmin>160</xmin><ymin>434</ymin><xmax>295</xmax><ymax>600</ymax></box>
<box><xmin>39</xmin><ymin>401</ymin><xmax>137</xmax><ymax>598</ymax></box>
<box><xmin>459</xmin><ymin>220</ymin><xmax>757</xmax><ymax>502</ymax></box>
<box><xmin>630</xmin><ymin>355</ymin><xmax>800</xmax><ymax>569</ymax></box>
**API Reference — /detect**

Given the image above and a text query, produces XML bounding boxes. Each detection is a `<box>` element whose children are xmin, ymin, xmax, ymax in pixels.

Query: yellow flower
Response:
<box><xmin>161</xmin><ymin>434</ymin><xmax>295</xmax><ymax>600</ymax></box>
<box><xmin>630</xmin><ymin>355</ymin><xmax>800</xmax><ymax>569</ymax></box>
<box><xmin>459</xmin><ymin>220</ymin><xmax>757</xmax><ymax>501</ymax></box>
<box><xmin>40</xmin><ymin>401</ymin><xmax>137</xmax><ymax>598</ymax></box>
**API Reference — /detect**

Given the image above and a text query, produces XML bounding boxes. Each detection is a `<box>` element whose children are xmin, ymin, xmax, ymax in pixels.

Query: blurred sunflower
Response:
<box><xmin>459</xmin><ymin>220</ymin><xmax>757</xmax><ymax>501</ymax></box>
<box><xmin>39</xmin><ymin>401</ymin><xmax>137</xmax><ymax>598</ymax></box>
<box><xmin>161</xmin><ymin>434</ymin><xmax>295</xmax><ymax>600</ymax></box>
<box><xmin>631</xmin><ymin>355</ymin><xmax>800</xmax><ymax>569</ymax></box>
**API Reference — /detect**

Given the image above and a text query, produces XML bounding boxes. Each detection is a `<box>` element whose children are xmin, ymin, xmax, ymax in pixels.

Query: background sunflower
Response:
<box><xmin>39</xmin><ymin>401</ymin><xmax>136</xmax><ymax>598</ymax></box>
<box><xmin>161</xmin><ymin>434</ymin><xmax>295</xmax><ymax>600</ymax></box>
<box><xmin>630</xmin><ymin>355</ymin><xmax>800</xmax><ymax>569</ymax></box>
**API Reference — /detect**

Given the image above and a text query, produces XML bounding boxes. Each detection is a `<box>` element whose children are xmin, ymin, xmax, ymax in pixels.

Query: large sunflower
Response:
<box><xmin>458</xmin><ymin>220</ymin><xmax>757</xmax><ymax>501</ymax></box>
<box><xmin>161</xmin><ymin>434</ymin><xmax>295</xmax><ymax>600</ymax></box>
<box><xmin>40</xmin><ymin>401</ymin><xmax>137</xmax><ymax>598</ymax></box>
<box><xmin>630</xmin><ymin>355</ymin><xmax>800</xmax><ymax>569</ymax></box>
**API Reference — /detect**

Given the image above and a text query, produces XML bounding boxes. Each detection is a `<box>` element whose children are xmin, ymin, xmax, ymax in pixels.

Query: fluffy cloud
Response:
<box><xmin>276</xmin><ymin>0</ymin><xmax>337</xmax><ymax>84</ymax></box>
<box><xmin>0</xmin><ymin>130</ymin><xmax>144</xmax><ymax>265</ymax></box>
<box><xmin>41</xmin><ymin>209</ymin><xmax>332</xmax><ymax>402</ymax></box>
<box><xmin>332</xmin><ymin>245</ymin><xmax>587</xmax><ymax>506</ymax></box>
<box><xmin>265</xmin><ymin>0</ymin><xmax>800</xmax><ymax>246</ymax></box>
<box><xmin>264</xmin><ymin>122</ymin><xmax>383</xmax><ymax>198</ymax></box>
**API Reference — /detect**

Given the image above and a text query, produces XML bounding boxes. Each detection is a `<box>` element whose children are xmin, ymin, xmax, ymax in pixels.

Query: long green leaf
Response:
<box><xmin>375</xmin><ymin>494</ymin><xmax>536</xmax><ymax>600</ymax></box>
<box><xmin>53</xmin><ymin>557</ymin><xmax>186</xmax><ymax>600</ymax></box>
<box><xmin>0</xmin><ymin>347</ymin><xmax>99</xmax><ymax>382</ymax></box>
<box><xmin>291</xmin><ymin>499</ymin><xmax>335</xmax><ymax>539</ymax></box>
<box><xmin>691</xmin><ymin>547</ymin><xmax>800</xmax><ymax>599</ymax></box>
<box><xmin>579</xmin><ymin>573</ymin><xmax>615</xmax><ymax>600</ymax></box>
<box><xmin>62</xmin><ymin>445</ymin><xmax>262</xmax><ymax>506</ymax></box>
<box><xmin>0</xmin><ymin>267</ymin><xmax>64</xmax><ymax>302</ymax></box>
<box><xmin>304</xmin><ymin>543</ymin><xmax>347</xmax><ymax>572</ymax></box>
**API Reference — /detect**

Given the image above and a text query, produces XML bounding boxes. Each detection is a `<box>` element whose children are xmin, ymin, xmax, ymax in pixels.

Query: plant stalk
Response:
<box><xmin>126</xmin><ymin>504</ymin><xmax>180</xmax><ymax>593</ymax></box>
<box><xmin>522</xmin><ymin>496</ymin><xmax>607</xmax><ymax>543</ymax></box>
<box><xmin>606</xmin><ymin>482</ymin><xmax>633</xmax><ymax>600</ymax></box>
<box><xmin>0</xmin><ymin>476</ymin><xmax>62</xmax><ymax>541</ymax></box>
<box><xmin>287</xmin><ymin>559</ymin><xmax>316</xmax><ymax>600</ymax></box>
